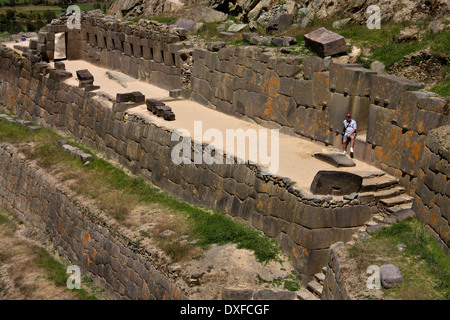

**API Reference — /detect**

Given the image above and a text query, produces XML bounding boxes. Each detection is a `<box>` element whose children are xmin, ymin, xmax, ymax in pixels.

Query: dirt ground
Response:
<box><xmin>0</xmin><ymin>211</ymin><xmax>77</xmax><ymax>300</ymax></box>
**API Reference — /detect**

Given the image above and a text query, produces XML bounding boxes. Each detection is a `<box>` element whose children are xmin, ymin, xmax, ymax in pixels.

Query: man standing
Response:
<box><xmin>342</xmin><ymin>113</ymin><xmax>357</xmax><ymax>158</ymax></box>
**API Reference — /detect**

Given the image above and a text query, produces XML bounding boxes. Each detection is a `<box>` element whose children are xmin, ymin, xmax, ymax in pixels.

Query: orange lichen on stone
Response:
<box><xmin>82</xmin><ymin>232</ymin><xmax>91</xmax><ymax>248</ymax></box>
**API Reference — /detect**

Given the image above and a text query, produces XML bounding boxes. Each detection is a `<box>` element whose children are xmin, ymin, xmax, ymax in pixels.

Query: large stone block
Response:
<box><xmin>399</xmin><ymin>130</ymin><xmax>426</xmax><ymax>177</ymax></box>
<box><xmin>191</xmin><ymin>77</ymin><xmax>213</xmax><ymax>103</ymax></box>
<box><xmin>76</xmin><ymin>69</ymin><xmax>94</xmax><ymax>82</ymax></box>
<box><xmin>370</xmin><ymin>74</ymin><xmax>421</xmax><ymax>109</ymax></box>
<box><xmin>329</xmin><ymin>63</ymin><xmax>375</xmax><ymax>96</ymax></box>
<box><xmin>380</xmin><ymin>264</ymin><xmax>403</xmax><ymax>289</ymax></box>
<box><xmin>332</xmin><ymin>205</ymin><xmax>371</xmax><ymax>228</ymax></box>
<box><xmin>292</xmin><ymin>106</ymin><xmax>317</xmax><ymax>139</ymax></box>
<box><xmin>266</xmin><ymin>13</ymin><xmax>294</xmax><ymax>33</ymax></box>
<box><xmin>304</xmin><ymin>28</ymin><xmax>347</xmax><ymax>57</ymax></box>
<box><xmin>302</xmin><ymin>56</ymin><xmax>326</xmax><ymax>80</ymax></box>
<box><xmin>310</xmin><ymin>170</ymin><xmax>362</xmax><ymax>195</ymax></box>
<box><xmin>312</xmin><ymin>71</ymin><xmax>331</xmax><ymax>107</ymax></box>
<box><xmin>297</xmin><ymin>205</ymin><xmax>332</xmax><ymax>229</ymax></box>
<box><xmin>292</xmin><ymin>79</ymin><xmax>313</xmax><ymax>107</ymax></box>
<box><xmin>233</xmin><ymin>89</ymin><xmax>269</xmax><ymax>118</ymax></box>
<box><xmin>287</xmin><ymin>223</ymin><xmax>334</xmax><ymax>250</ymax></box>
<box><xmin>366</xmin><ymin>104</ymin><xmax>394</xmax><ymax>146</ymax></box>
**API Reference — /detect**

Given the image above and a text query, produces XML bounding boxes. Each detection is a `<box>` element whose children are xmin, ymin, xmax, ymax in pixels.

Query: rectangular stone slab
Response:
<box><xmin>304</xmin><ymin>27</ymin><xmax>347</xmax><ymax>57</ymax></box>
<box><xmin>156</xmin><ymin>105</ymin><xmax>172</xmax><ymax>117</ymax></box>
<box><xmin>163</xmin><ymin>110</ymin><xmax>176</xmax><ymax>121</ymax></box>
<box><xmin>130</xmin><ymin>91</ymin><xmax>145</xmax><ymax>103</ymax></box>
<box><xmin>313</xmin><ymin>152</ymin><xmax>356</xmax><ymax>167</ymax></box>
<box><xmin>76</xmin><ymin>69</ymin><xmax>94</xmax><ymax>82</ymax></box>
<box><xmin>146</xmin><ymin>99</ymin><xmax>166</xmax><ymax>113</ymax></box>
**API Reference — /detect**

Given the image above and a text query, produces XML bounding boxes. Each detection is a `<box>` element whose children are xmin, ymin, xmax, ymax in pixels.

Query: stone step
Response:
<box><xmin>361</xmin><ymin>175</ymin><xmax>399</xmax><ymax>192</ymax></box>
<box><xmin>321</xmin><ymin>266</ymin><xmax>327</xmax><ymax>275</ymax></box>
<box><xmin>297</xmin><ymin>288</ymin><xmax>320</xmax><ymax>300</ymax></box>
<box><xmin>372</xmin><ymin>186</ymin><xmax>405</xmax><ymax>200</ymax></box>
<box><xmin>314</xmin><ymin>272</ymin><xmax>326</xmax><ymax>283</ymax></box>
<box><xmin>379</xmin><ymin>194</ymin><xmax>414</xmax><ymax>207</ymax></box>
<box><xmin>386</xmin><ymin>202</ymin><xmax>413</xmax><ymax>214</ymax></box>
<box><xmin>307</xmin><ymin>280</ymin><xmax>323</xmax><ymax>297</ymax></box>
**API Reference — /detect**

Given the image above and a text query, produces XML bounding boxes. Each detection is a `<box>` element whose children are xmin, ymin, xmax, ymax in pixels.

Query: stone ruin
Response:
<box><xmin>0</xmin><ymin>9</ymin><xmax>448</xmax><ymax>300</ymax></box>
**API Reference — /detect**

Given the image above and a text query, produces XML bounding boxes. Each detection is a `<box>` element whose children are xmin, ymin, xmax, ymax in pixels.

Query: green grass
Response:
<box><xmin>32</xmin><ymin>246</ymin><xmax>98</xmax><ymax>300</ymax></box>
<box><xmin>350</xmin><ymin>218</ymin><xmax>450</xmax><ymax>300</ymax></box>
<box><xmin>0</xmin><ymin>117</ymin><xmax>33</xmax><ymax>142</ymax></box>
<box><xmin>0</xmin><ymin>213</ymin><xmax>9</xmax><ymax>224</ymax></box>
<box><xmin>0</xmin><ymin>116</ymin><xmax>282</xmax><ymax>263</ymax></box>
<box><xmin>88</xmin><ymin>159</ymin><xmax>281</xmax><ymax>262</ymax></box>
<box><xmin>430</xmin><ymin>74</ymin><xmax>450</xmax><ymax>97</ymax></box>
<box><xmin>256</xmin><ymin>270</ymin><xmax>301</xmax><ymax>291</ymax></box>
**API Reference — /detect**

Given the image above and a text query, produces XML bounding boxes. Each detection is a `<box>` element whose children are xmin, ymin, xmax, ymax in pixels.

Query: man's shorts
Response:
<box><xmin>343</xmin><ymin>133</ymin><xmax>356</xmax><ymax>142</ymax></box>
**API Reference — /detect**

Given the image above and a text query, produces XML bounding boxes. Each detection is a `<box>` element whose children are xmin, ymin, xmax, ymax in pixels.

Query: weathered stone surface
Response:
<box><xmin>156</xmin><ymin>104</ymin><xmax>172</xmax><ymax>117</ymax></box>
<box><xmin>242</xmin><ymin>32</ymin><xmax>260</xmax><ymax>44</ymax></box>
<box><xmin>227</xmin><ymin>23</ymin><xmax>248</xmax><ymax>32</ymax></box>
<box><xmin>380</xmin><ymin>264</ymin><xmax>403</xmax><ymax>289</ymax></box>
<box><xmin>131</xmin><ymin>91</ymin><xmax>145</xmax><ymax>103</ymax></box>
<box><xmin>266</xmin><ymin>13</ymin><xmax>294</xmax><ymax>33</ymax></box>
<box><xmin>163</xmin><ymin>110</ymin><xmax>175</xmax><ymax>121</ymax></box>
<box><xmin>271</xmin><ymin>36</ymin><xmax>297</xmax><ymax>47</ymax></box>
<box><xmin>313</xmin><ymin>153</ymin><xmax>356</xmax><ymax>168</ymax></box>
<box><xmin>253</xmin><ymin>290</ymin><xmax>296</xmax><ymax>300</ymax></box>
<box><xmin>304</xmin><ymin>27</ymin><xmax>347</xmax><ymax>57</ymax></box>
<box><xmin>222</xmin><ymin>288</ymin><xmax>253</xmax><ymax>300</ymax></box>
<box><xmin>146</xmin><ymin>99</ymin><xmax>165</xmax><ymax>113</ymax></box>
<box><xmin>116</xmin><ymin>91</ymin><xmax>145</xmax><ymax>103</ymax></box>
<box><xmin>332</xmin><ymin>205</ymin><xmax>371</xmax><ymax>228</ymax></box>
<box><xmin>76</xmin><ymin>69</ymin><xmax>94</xmax><ymax>82</ymax></box>
<box><xmin>310</xmin><ymin>170</ymin><xmax>362</xmax><ymax>196</ymax></box>
<box><xmin>206</xmin><ymin>41</ymin><xmax>226</xmax><ymax>52</ymax></box>
<box><xmin>173</xmin><ymin>18</ymin><xmax>197</xmax><ymax>31</ymax></box>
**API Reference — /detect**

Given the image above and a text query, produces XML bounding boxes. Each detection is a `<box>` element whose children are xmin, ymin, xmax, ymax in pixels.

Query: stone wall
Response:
<box><xmin>190</xmin><ymin>45</ymin><xmax>449</xmax><ymax>200</ymax></box>
<box><xmin>0</xmin><ymin>142</ymin><xmax>184</xmax><ymax>300</ymax></box>
<box><xmin>413</xmin><ymin>126</ymin><xmax>450</xmax><ymax>255</ymax></box>
<box><xmin>0</xmin><ymin>46</ymin><xmax>378</xmax><ymax>281</ymax></box>
<box><xmin>321</xmin><ymin>242</ymin><xmax>353</xmax><ymax>300</ymax></box>
<box><xmin>38</xmin><ymin>12</ymin><xmax>191</xmax><ymax>90</ymax></box>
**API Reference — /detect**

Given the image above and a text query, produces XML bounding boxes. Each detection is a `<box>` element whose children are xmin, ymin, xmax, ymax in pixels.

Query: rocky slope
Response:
<box><xmin>108</xmin><ymin>0</ymin><xmax>450</xmax><ymax>26</ymax></box>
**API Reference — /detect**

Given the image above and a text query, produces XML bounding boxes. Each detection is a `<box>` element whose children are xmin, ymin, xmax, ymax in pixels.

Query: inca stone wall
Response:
<box><xmin>413</xmin><ymin>126</ymin><xmax>450</xmax><ymax>255</ymax></box>
<box><xmin>190</xmin><ymin>45</ymin><xmax>449</xmax><ymax>199</ymax></box>
<box><xmin>38</xmin><ymin>12</ymin><xmax>191</xmax><ymax>90</ymax></box>
<box><xmin>0</xmin><ymin>46</ymin><xmax>380</xmax><ymax>281</ymax></box>
<box><xmin>190</xmin><ymin>45</ymin><xmax>450</xmax><ymax>256</ymax></box>
<box><xmin>321</xmin><ymin>242</ymin><xmax>353</xmax><ymax>300</ymax></box>
<box><xmin>0</xmin><ymin>142</ymin><xmax>184</xmax><ymax>300</ymax></box>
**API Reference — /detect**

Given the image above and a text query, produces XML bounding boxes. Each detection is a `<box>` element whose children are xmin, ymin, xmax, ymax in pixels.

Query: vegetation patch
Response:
<box><xmin>0</xmin><ymin>207</ymin><xmax>105</xmax><ymax>299</ymax></box>
<box><xmin>349</xmin><ymin>218</ymin><xmax>450</xmax><ymax>300</ymax></box>
<box><xmin>32</xmin><ymin>246</ymin><xmax>100</xmax><ymax>300</ymax></box>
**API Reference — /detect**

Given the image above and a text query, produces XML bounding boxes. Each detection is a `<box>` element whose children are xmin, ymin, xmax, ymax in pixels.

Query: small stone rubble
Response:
<box><xmin>58</xmin><ymin>139</ymin><xmax>94</xmax><ymax>164</ymax></box>
<box><xmin>0</xmin><ymin>114</ymin><xmax>41</xmax><ymax>133</ymax></box>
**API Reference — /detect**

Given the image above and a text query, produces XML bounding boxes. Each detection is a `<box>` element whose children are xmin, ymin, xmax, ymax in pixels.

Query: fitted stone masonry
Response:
<box><xmin>0</xmin><ymin>11</ymin><xmax>448</xmax><ymax>294</ymax></box>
